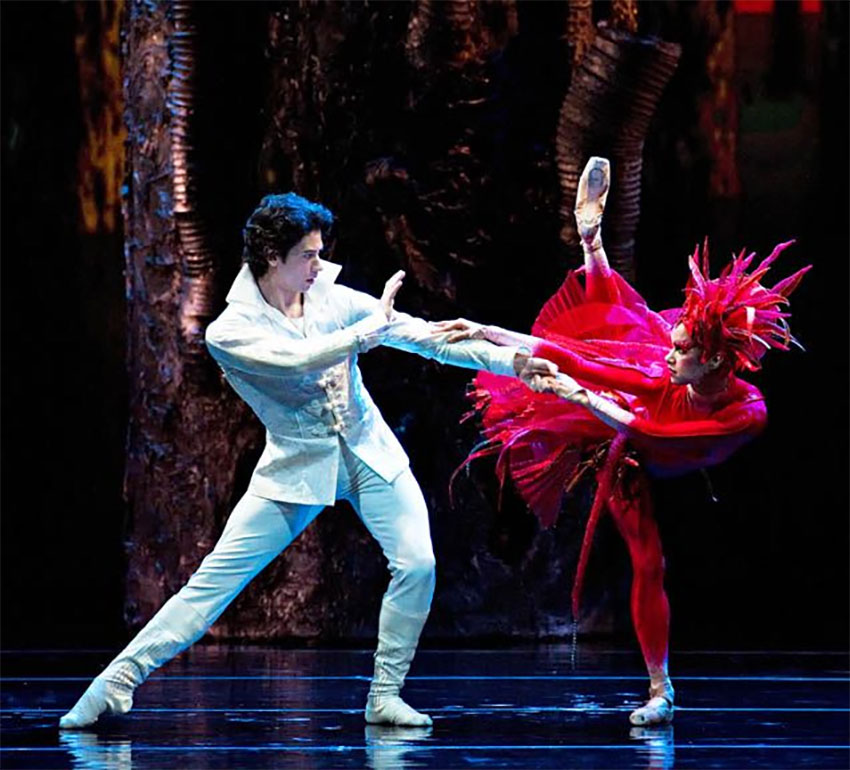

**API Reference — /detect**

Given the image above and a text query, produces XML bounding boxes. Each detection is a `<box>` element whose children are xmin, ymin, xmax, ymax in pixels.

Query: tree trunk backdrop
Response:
<box><xmin>119</xmin><ymin>0</ymin><xmax>679</xmax><ymax>641</ymax></box>
<box><xmin>3</xmin><ymin>0</ymin><xmax>845</xmax><ymax>649</ymax></box>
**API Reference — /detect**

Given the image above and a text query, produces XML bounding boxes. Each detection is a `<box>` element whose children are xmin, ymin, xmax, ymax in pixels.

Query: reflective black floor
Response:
<box><xmin>1</xmin><ymin>646</ymin><xmax>848</xmax><ymax>768</ymax></box>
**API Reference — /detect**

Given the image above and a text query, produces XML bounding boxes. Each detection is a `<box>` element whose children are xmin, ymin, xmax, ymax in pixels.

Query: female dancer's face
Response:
<box><xmin>666</xmin><ymin>324</ymin><xmax>715</xmax><ymax>385</ymax></box>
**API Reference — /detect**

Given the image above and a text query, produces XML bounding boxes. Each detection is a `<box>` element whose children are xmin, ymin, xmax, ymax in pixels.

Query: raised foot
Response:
<box><xmin>365</xmin><ymin>695</ymin><xmax>432</xmax><ymax>727</ymax></box>
<box><xmin>629</xmin><ymin>695</ymin><xmax>674</xmax><ymax>726</ymax></box>
<box><xmin>59</xmin><ymin>677</ymin><xmax>134</xmax><ymax>730</ymax></box>
<box><xmin>574</xmin><ymin>156</ymin><xmax>611</xmax><ymax>242</ymax></box>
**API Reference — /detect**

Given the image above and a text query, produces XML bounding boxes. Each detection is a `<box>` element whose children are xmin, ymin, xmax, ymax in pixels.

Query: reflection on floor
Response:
<box><xmin>1</xmin><ymin>646</ymin><xmax>848</xmax><ymax>769</ymax></box>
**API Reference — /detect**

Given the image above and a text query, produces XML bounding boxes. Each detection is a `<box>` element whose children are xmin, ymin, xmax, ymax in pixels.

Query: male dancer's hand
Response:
<box><xmin>514</xmin><ymin>353</ymin><xmax>559</xmax><ymax>384</ymax></box>
<box><xmin>431</xmin><ymin>319</ymin><xmax>557</xmax><ymax>383</ymax></box>
<box><xmin>358</xmin><ymin>270</ymin><xmax>406</xmax><ymax>353</ymax></box>
<box><xmin>429</xmin><ymin>318</ymin><xmax>485</xmax><ymax>343</ymax></box>
<box><xmin>381</xmin><ymin>270</ymin><xmax>405</xmax><ymax>321</ymax></box>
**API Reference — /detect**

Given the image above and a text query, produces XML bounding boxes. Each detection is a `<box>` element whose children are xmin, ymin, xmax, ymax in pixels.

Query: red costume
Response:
<box><xmin>466</xmin><ymin>241</ymin><xmax>809</xmax><ymax>680</ymax></box>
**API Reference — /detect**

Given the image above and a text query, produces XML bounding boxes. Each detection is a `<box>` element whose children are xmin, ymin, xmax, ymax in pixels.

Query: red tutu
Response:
<box><xmin>468</xmin><ymin>267</ymin><xmax>674</xmax><ymax>528</ymax></box>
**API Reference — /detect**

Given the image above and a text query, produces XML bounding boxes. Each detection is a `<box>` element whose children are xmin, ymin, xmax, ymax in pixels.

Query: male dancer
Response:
<box><xmin>438</xmin><ymin>157</ymin><xmax>809</xmax><ymax>725</ymax></box>
<box><xmin>60</xmin><ymin>193</ymin><xmax>555</xmax><ymax>730</ymax></box>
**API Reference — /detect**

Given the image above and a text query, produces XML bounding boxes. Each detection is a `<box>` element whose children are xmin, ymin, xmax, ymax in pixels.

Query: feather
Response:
<box><xmin>679</xmin><ymin>240</ymin><xmax>810</xmax><ymax>371</ymax></box>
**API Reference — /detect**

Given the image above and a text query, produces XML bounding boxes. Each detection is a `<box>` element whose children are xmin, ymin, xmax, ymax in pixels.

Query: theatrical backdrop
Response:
<box><xmin>2</xmin><ymin>0</ymin><xmax>847</xmax><ymax>653</ymax></box>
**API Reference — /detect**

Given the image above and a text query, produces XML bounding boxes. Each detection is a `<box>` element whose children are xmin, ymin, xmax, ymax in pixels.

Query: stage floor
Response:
<box><xmin>1</xmin><ymin>645</ymin><xmax>848</xmax><ymax>769</ymax></box>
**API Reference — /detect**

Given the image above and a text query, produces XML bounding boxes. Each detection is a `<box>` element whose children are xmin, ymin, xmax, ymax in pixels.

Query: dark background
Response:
<box><xmin>2</xmin><ymin>1</ymin><xmax>848</xmax><ymax>652</ymax></box>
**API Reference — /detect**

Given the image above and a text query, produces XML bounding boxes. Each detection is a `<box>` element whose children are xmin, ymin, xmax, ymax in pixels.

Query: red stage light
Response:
<box><xmin>733</xmin><ymin>0</ymin><xmax>821</xmax><ymax>14</ymax></box>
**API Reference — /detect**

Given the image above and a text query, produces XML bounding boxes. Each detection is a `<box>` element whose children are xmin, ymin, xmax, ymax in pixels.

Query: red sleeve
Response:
<box><xmin>626</xmin><ymin>398</ymin><xmax>767</xmax><ymax>469</ymax></box>
<box><xmin>533</xmin><ymin>339</ymin><xmax>663</xmax><ymax>397</ymax></box>
<box><xmin>629</xmin><ymin>399</ymin><xmax>766</xmax><ymax>439</ymax></box>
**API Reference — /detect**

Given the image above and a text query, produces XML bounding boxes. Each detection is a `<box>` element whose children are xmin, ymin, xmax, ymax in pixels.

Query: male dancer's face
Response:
<box><xmin>267</xmin><ymin>229</ymin><xmax>324</xmax><ymax>293</ymax></box>
<box><xmin>666</xmin><ymin>324</ymin><xmax>717</xmax><ymax>386</ymax></box>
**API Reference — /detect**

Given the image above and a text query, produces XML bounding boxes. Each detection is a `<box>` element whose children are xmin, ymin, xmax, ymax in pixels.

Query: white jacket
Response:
<box><xmin>205</xmin><ymin>260</ymin><xmax>519</xmax><ymax>504</ymax></box>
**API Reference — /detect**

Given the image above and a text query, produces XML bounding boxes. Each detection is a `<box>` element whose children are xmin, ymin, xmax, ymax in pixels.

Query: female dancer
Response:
<box><xmin>437</xmin><ymin>157</ymin><xmax>810</xmax><ymax>725</ymax></box>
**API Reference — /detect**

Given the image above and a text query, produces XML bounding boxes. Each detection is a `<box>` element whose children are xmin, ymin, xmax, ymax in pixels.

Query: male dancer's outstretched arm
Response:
<box><xmin>208</xmin><ymin>268</ymin><xmax>554</xmax><ymax>381</ymax></box>
<box><xmin>331</xmin><ymin>277</ymin><xmax>556</xmax><ymax>382</ymax></box>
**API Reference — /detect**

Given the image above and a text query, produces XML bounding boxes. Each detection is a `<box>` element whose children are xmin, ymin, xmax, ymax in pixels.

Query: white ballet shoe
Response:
<box><xmin>574</xmin><ymin>156</ymin><xmax>611</xmax><ymax>245</ymax></box>
<box><xmin>59</xmin><ymin>673</ymin><xmax>135</xmax><ymax>729</ymax></box>
<box><xmin>365</xmin><ymin>694</ymin><xmax>432</xmax><ymax>727</ymax></box>
<box><xmin>630</xmin><ymin>677</ymin><xmax>675</xmax><ymax>726</ymax></box>
<box><xmin>59</xmin><ymin>595</ymin><xmax>208</xmax><ymax>730</ymax></box>
<box><xmin>365</xmin><ymin>603</ymin><xmax>431</xmax><ymax>728</ymax></box>
<box><xmin>629</xmin><ymin>694</ymin><xmax>674</xmax><ymax>726</ymax></box>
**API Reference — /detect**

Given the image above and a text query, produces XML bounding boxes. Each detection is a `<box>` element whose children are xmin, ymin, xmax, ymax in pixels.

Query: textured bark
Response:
<box><xmin>610</xmin><ymin>0</ymin><xmax>639</xmax><ymax>35</ymax></box>
<box><xmin>74</xmin><ymin>0</ymin><xmax>125</xmax><ymax>234</ymax></box>
<box><xmin>405</xmin><ymin>0</ymin><xmax>518</xmax><ymax>73</ymax></box>
<box><xmin>236</xmin><ymin>0</ymin><xmax>529</xmax><ymax>640</ymax></box>
<box><xmin>4</xmin><ymin>0</ymin><xmax>842</xmax><ymax>651</ymax></box>
<box><xmin>368</xmin><ymin>0</ymin><xmax>528</xmax><ymax>303</ymax></box>
<box><xmin>358</xmin><ymin>3</ymin><xmax>604</xmax><ymax>639</ymax></box>
<box><xmin>236</xmin><ymin>2</ymin><xmax>391</xmax><ymax>640</ymax></box>
<box><xmin>567</xmin><ymin>0</ymin><xmax>594</xmax><ymax>66</ymax></box>
<box><xmin>697</xmin><ymin>0</ymin><xmax>740</xmax><ymax>199</ymax></box>
<box><xmin>121</xmin><ymin>1</ymin><xmax>676</xmax><ymax>641</ymax></box>
<box><xmin>251</xmin><ymin>1</ymin><xmax>590</xmax><ymax>640</ymax></box>
<box><xmin>556</xmin><ymin>27</ymin><xmax>681</xmax><ymax>281</ymax></box>
<box><xmin>122</xmin><ymin>0</ymin><xmax>262</xmax><ymax>633</ymax></box>
<box><xmin>170</xmin><ymin>0</ymin><xmax>216</xmax><ymax>362</ymax></box>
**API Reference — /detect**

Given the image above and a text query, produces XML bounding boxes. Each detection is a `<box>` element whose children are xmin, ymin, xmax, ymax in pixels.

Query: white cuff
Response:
<box><xmin>585</xmin><ymin>390</ymin><xmax>635</xmax><ymax>428</ymax></box>
<box><xmin>490</xmin><ymin>346</ymin><xmax>522</xmax><ymax>377</ymax></box>
<box><xmin>354</xmin><ymin>310</ymin><xmax>392</xmax><ymax>352</ymax></box>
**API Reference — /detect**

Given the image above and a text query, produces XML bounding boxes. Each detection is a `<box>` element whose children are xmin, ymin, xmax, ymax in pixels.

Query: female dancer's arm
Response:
<box><xmin>540</xmin><ymin>372</ymin><xmax>765</xmax><ymax>441</ymax></box>
<box><xmin>432</xmin><ymin>320</ymin><xmax>660</xmax><ymax>397</ymax></box>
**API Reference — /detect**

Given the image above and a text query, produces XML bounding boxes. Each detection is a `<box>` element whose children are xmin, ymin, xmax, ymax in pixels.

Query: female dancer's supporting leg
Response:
<box><xmin>608</xmin><ymin>476</ymin><xmax>674</xmax><ymax>726</ymax></box>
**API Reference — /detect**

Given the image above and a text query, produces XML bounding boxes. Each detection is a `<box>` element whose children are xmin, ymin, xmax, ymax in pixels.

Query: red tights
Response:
<box><xmin>608</xmin><ymin>478</ymin><xmax>670</xmax><ymax>677</ymax></box>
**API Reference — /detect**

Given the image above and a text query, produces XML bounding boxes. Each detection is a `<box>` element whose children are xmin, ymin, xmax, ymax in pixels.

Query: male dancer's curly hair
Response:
<box><xmin>242</xmin><ymin>193</ymin><xmax>334</xmax><ymax>279</ymax></box>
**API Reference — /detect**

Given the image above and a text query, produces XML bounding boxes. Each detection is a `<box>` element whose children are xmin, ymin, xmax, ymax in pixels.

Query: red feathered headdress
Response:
<box><xmin>678</xmin><ymin>239</ymin><xmax>811</xmax><ymax>372</ymax></box>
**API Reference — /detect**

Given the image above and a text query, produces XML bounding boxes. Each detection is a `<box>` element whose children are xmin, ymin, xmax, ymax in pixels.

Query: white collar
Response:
<box><xmin>225</xmin><ymin>258</ymin><xmax>343</xmax><ymax>311</ymax></box>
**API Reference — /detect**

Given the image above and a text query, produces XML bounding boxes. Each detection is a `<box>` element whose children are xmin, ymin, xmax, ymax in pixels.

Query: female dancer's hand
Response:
<box><xmin>429</xmin><ymin>318</ymin><xmax>486</xmax><ymax>343</ymax></box>
<box><xmin>529</xmin><ymin>372</ymin><xmax>590</xmax><ymax>406</ymax></box>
